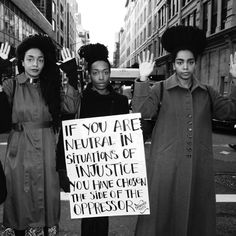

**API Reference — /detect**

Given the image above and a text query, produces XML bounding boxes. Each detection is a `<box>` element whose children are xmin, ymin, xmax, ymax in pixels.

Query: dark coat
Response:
<box><xmin>80</xmin><ymin>83</ymin><xmax>129</xmax><ymax>118</ymax></box>
<box><xmin>132</xmin><ymin>74</ymin><xmax>236</xmax><ymax>236</ymax></box>
<box><xmin>56</xmin><ymin>83</ymin><xmax>129</xmax><ymax>170</ymax></box>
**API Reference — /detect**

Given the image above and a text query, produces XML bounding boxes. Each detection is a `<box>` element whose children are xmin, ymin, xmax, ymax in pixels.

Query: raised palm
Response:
<box><xmin>0</xmin><ymin>42</ymin><xmax>10</xmax><ymax>60</ymax></box>
<box><xmin>138</xmin><ymin>50</ymin><xmax>155</xmax><ymax>81</ymax></box>
<box><xmin>61</xmin><ymin>47</ymin><xmax>76</xmax><ymax>63</ymax></box>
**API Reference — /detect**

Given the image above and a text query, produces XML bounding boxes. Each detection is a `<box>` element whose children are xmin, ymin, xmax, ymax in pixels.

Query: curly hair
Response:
<box><xmin>16</xmin><ymin>34</ymin><xmax>61</xmax><ymax>131</ymax></box>
<box><xmin>161</xmin><ymin>25</ymin><xmax>207</xmax><ymax>61</ymax></box>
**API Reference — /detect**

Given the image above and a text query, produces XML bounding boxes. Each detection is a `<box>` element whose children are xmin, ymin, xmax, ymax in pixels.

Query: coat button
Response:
<box><xmin>188</xmin><ymin>128</ymin><xmax>192</xmax><ymax>132</ymax></box>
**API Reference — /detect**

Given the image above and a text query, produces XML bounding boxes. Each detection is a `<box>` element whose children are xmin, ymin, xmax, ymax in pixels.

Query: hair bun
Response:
<box><xmin>78</xmin><ymin>43</ymin><xmax>109</xmax><ymax>63</ymax></box>
<box><xmin>161</xmin><ymin>25</ymin><xmax>206</xmax><ymax>56</ymax></box>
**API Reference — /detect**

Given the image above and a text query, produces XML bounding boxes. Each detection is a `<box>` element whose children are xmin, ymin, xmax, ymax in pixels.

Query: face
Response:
<box><xmin>22</xmin><ymin>48</ymin><xmax>44</xmax><ymax>79</ymax></box>
<box><xmin>90</xmin><ymin>60</ymin><xmax>110</xmax><ymax>95</ymax></box>
<box><xmin>173</xmin><ymin>50</ymin><xmax>196</xmax><ymax>81</ymax></box>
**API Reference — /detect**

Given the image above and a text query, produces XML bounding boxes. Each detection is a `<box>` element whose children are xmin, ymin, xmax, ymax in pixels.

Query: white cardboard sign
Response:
<box><xmin>62</xmin><ymin>113</ymin><xmax>150</xmax><ymax>219</ymax></box>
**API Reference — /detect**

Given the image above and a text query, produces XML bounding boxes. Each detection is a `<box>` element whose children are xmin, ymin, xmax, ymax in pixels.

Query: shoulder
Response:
<box><xmin>113</xmin><ymin>92</ymin><xmax>128</xmax><ymax>102</ymax></box>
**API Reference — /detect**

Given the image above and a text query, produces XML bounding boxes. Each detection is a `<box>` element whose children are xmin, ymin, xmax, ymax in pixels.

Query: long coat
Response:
<box><xmin>132</xmin><ymin>74</ymin><xmax>236</xmax><ymax>236</ymax></box>
<box><xmin>2</xmin><ymin>73</ymin><xmax>79</xmax><ymax>230</ymax></box>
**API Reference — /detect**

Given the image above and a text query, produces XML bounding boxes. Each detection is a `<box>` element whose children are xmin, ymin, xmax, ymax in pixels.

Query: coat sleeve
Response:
<box><xmin>60</xmin><ymin>84</ymin><xmax>81</xmax><ymax>115</ymax></box>
<box><xmin>132</xmin><ymin>80</ymin><xmax>161</xmax><ymax>119</ymax></box>
<box><xmin>0</xmin><ymin>79</ymin><xmax>14</xmax><ymax>133</ymax></box>
<box><xmin>208</xmin><ymin>85</ymin><xmax>236</xmax><ymax>120</ymax></box>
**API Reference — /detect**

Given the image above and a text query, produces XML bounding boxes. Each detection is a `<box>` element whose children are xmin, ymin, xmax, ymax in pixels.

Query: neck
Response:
<box><xmin>177</xmin><ymin>76</ymin><xmax>193</xmax><ymax>89</ymax></box>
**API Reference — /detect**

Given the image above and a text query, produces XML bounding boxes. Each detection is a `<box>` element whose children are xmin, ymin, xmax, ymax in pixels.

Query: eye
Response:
<box><xmin>38</xmin><ymin>58</ymin><xmax>44</xmax><ymax>64</ymax></box>
<box><xmin>176</xmin><ymin>61</ymin><xmax>183</xmax><ymax>65</ymax></box>
<box><xmin>189</xmin><ymin>60</ymin><xmax>195</xmax><ymax>65</ymax></box>
<box><xmin>92</xmin><ymin>71</ymin><xmax>98</xmax><ymax>76</ymax></box>
<box><xmin>104</xmin><ymin>70</ymin><xmax>109</xmax><ymax>75</ymax></box>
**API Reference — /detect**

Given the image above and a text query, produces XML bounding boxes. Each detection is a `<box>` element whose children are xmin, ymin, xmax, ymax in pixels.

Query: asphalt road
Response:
<box><xmin>0</xmin><ymin>131</ymin><xmax>236</xmax><ymax>235</ymax></box>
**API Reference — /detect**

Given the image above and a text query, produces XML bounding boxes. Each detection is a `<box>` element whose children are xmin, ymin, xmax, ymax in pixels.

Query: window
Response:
<box><xmin>221</xmin><ymin>0</ymin><xmax>229</xmax><ymax>30</ymax></box>
<box><xmin>154</xmin><ymin>14</ymin><xmax>157</xmax><ymax>31</ymax></box>
<box><xmin>60</xmin><ymin>20</ymin><xmax>63</xmax><ymax>31</ymax></box>
<box><xmin>0</xmin><ymin>4</ymin><xmax>4</xmax><ymax>32</ymax></box>
<box><xmin>148</xmin><ymin>21</ymin><xmax>152</xmax><ymax>37</ymax></box>
<box><xmin>52</xmin><ymin>19</ymin><xmax>56</xmax><ymax>31</ymax></box>
<box><xmin>52</xmin><ymin>1</ymin><xmax>56</xmax><ymax>14</ymax></box>
<box><xmin>211</xmin><ymin>0</ymin><xmax>217</xmax><ymax>34</ymax></box>
<box><xmin>203</xmin><ymin>2</ymin><xmax>208</xmax><ymax>33</ymax></box>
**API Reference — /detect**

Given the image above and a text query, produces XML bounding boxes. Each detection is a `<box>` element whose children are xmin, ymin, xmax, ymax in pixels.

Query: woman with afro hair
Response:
<box><xmin>0</xmin><ymin>35</ymin><xmax>79</xmax><ymax>235</ymax></box>
<box><xmin>132</xmin><ymin>25</ymin><xmax>236</xmax><ymax>236</ymax></box>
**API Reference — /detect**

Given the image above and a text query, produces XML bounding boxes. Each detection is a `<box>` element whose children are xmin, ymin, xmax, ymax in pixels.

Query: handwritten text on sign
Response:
<box><xmin>62</xmin><ymin>113</ymin><xmax>150</xmax><ymax>219</ymax></box>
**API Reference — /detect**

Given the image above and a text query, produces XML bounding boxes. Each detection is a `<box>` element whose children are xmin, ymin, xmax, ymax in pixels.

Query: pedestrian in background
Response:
<box><xmin>56</xmin><ymin>43</ymin><xmax>130</xmax><ymax>236</ymax></box>
<box><xmin>0</xmin><ymin>35</ymin><xmax>79</xmax><ymax>236</ymax></box>
<box><xmin>132</xmin><ymin>25</ymin><xmax>236</xmax><ymax>236</ymax></box>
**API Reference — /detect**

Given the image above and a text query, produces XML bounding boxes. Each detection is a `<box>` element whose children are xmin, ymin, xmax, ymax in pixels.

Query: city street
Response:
<box><xmin>0</xmin><ymin>131</ymin><xmax>236</xmax><ymax>235</ymax></box>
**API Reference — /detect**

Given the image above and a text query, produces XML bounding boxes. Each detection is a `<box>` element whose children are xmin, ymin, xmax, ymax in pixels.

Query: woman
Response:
<box><xmin>56</xmin><ymin>43</ymin><xmax>130</xmax><ymax>236</ymax></box>
<box><xmin>132</xmin><ymin>25</ymin><xmax>236</xmax><ymax>236</ymax></box>
<box><xmin>0</xmin><ymin>35</ymin><xmax>79</xmax><ymax>235</ymax></box>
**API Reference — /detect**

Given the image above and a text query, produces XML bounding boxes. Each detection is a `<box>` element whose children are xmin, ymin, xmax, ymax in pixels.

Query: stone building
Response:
<box><xmin>120</xmin><ymin>0</ymin><xmax>236</xmax><ymax>94</ymax></box>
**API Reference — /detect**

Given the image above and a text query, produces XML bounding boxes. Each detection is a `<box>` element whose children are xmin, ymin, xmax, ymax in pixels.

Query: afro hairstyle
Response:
<box><xmin>161</xmin><ymin>25</ymin><xmax>207</xmax><ymax>59</ymax></box>
<box><xmin>16</xmin><ymin>34</ymin><xmax>56</xmax><ymax>73</ymax></box>
<box><xmin>78</xmin><ymin>43</ymin><xmax>110</xmax><ymax>71</ymax></box>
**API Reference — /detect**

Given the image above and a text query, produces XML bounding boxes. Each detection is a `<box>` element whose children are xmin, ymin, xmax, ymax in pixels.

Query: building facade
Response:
<box><xmin>0</xmin><ymin>0</ymin><xmax>55</xmax><ymax>52</ymax></box>
<box><xmin>121</xmin><ymin>0</ymin><xmax>236</xmax><ymax>93</ymax></box>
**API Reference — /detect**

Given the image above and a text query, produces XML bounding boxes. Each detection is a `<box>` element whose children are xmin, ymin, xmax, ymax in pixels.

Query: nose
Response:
<box><xmin>33</xmin><ymin>59</ymin><xmax>38</xmax><ymax>67</ymax></box>
<box><xmin>98</xmin><ymin>72</ymin><xmax>104</xmax><ymax>80</ymax></box>
<box><xmin>183</xmin><ymin>62</ymin><xmax>188</xmax><ymax>70</ymax></box>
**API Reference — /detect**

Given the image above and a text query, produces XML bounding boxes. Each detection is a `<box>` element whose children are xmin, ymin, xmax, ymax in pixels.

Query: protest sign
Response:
<box><xmin>62</xmin><ymin>113</ymin><xmax>150</xmax><ymax>219</ymax></box>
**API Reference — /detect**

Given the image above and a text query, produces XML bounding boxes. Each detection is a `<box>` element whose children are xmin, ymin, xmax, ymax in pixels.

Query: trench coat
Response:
<box><xmin>2</xmin><ymin>73</ymin><xmax>79</xmax><ymax>230</ymax></box>
<box><xmin>132</xmin><ymin>74</ymin><xmax>236</xmax><ymax>236</ymax></box>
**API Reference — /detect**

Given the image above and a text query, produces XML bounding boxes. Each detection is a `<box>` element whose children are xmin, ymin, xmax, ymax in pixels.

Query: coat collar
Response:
<box><xmin>165</xmin><ymin>73</ymin><xmax>207</xmax><ymax>91</ymax></box>
<box><xmin>17</xmin><ymin>73</ymin><xmax>28</xmax><ymax>84</ymax></box>
<box><xmin>16</xmin><ymin>73</ymin><xmax>39</xmax><ymax>85</ymax></box>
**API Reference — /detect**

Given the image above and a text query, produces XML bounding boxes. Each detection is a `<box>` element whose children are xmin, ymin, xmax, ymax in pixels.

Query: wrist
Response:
<box><xmin>140</xmin><ymin>76</ymin><xmax>148</xmax><ymax>81</ymax></box>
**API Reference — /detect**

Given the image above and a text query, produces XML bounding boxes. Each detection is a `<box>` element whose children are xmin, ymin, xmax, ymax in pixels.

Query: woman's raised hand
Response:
<box><xmin>61</xmin><ymin>47</ymin><xmax>75</xmax><ymax>63</ymax></box>
<box><xmin>0</xmin><ymin>42</ymin><xmax>10</xmax><ymax>60</ymax></box>
<box><xmin>138</xmin><ymin>50</ymin><xmax>155</xmax><ymax>81</ymax></box>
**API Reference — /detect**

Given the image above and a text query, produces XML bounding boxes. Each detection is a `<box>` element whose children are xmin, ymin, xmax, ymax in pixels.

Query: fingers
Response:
<box><xmin>139</xmin><ymin>50</ymin><xmax>154</xmax><ymax>63</ymax></box>
<box><xmin>0</xmin><ymin>42</ymin><xmax>10</xmax><ymax>57</ymax></box>
<box><xmin>61</xmin><ymin>47</ymin><xmax>72</xmax><ymax>61</ymax></box>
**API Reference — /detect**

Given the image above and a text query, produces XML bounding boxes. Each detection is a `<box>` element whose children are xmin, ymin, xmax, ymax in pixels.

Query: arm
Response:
<box><xmin>207</xmin><ymin>52</ymin><xmax>236</xmax><ymax>120</ymax></box>
<box><xmin>132</xmin><ymin>50</ymin><xmax>160</xmax><ymax>118</ymax></box>
<box><xmin>59</xmin><ymin>47</ymin><xmax>78</xmax><ymax>90</ymax></box>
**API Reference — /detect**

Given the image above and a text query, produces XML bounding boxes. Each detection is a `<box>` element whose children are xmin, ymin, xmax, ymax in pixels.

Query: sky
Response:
<box><xmin>77</xmin><ymin>0</ymin><xmax>127</xmax><ymax>61</ymax></box>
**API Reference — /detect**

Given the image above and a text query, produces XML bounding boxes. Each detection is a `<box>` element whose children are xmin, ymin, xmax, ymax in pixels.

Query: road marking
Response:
<box><xmin>220</xmin><ymin>151</ymin><xmax>231</xmax><ymax>155</ymax></box>
<box><xmin>216</xmin><ymin>194</ymin><xmax>236</xmax><ymax>202</ymax></box>
<box><xmin>213</xmin><ymin>144</ymin><xmax>231</xmax><ymax>147</ymax></box>
<box><xmin>0</xmin><ymin>142</ymin><xmax>7</xmax><ymax>145</ymax></box>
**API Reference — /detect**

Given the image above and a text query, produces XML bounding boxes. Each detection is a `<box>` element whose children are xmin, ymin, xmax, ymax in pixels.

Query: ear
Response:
<box><xmin>172</xmin><ymin>63</ymin><xmax>176</xmax><ymax>71</ymax></box>
<box><xmin>22</xmin><ymin>60</ymin><xmax>25</xmax><ymax>68</ymax></box>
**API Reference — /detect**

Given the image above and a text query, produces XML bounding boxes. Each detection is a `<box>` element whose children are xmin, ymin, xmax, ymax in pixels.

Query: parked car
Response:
<box><xmin>212</xmin><ymin>118</ymin><xmax>236</xmax><ymax>134</ymax></box>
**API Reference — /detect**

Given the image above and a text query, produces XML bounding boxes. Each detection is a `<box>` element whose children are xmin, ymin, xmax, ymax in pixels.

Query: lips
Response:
<box><xmin>31</xmin><ymin>69</ymin><xmax>39</xmax><ymax>73</ymax></box>
<box><xmin>182</xmin><ymin>72</ymin><xmax>190</xmax><ymax>76</ymax></box>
